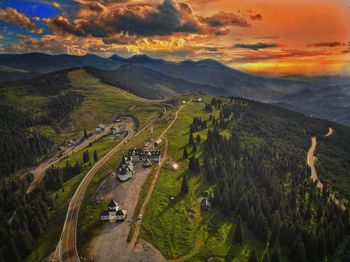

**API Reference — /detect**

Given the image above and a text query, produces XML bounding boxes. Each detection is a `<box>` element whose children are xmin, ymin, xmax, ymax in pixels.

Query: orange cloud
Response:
<box><xmin>0</xmin><ymin>7</ymin><xmax>43</xmax><ymax>34</ymax></box>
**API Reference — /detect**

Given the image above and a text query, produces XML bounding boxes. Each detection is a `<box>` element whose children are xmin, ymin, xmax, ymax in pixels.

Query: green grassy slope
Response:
<box><xmin>141</xmin><ymin>96</ymin><xmax>265</xmax><ymax>261</ymax></box>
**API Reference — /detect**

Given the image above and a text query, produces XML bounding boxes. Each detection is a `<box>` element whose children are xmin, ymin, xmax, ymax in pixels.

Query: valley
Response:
<box><xmin>0</xmin><ymin>61</ymin><xmax>349</xmax><ymax>262</ymax></box>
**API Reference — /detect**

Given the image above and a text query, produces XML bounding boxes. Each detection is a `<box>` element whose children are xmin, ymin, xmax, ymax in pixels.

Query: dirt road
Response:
<box><xmin>325</xmin><ymin>127</ymin><xmax>334</xmax><ymax>137</ymax></box>
<box><xmin>130</xmin><ymin>105</ymin><xmax>184</xmax><ymax>246</ymax></box>
<box><xmin>306</xmin><ymin>127</ymin><xmax>345</xmax><ymax>210</ymax></box>
<box><xmin>52</xmin><ymin>121</ymin><xmax>134</xmax><ymax>262</ymax></box>
<box><xmin>307</xmin><ymin>137</ymin><xmax>324</xmax><ymax>190</ymax></box>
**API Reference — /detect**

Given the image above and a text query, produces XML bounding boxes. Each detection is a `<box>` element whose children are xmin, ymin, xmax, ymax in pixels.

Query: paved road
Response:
<box><xmin>27</xmin><ymin>123</ymin><xmax>120</xmax><ymax>193</ymax></box>
<box><xmin>130</xmin><ymin>105</ymin><xmax>183</xmax><ymax>246</ymax></box>
<box><xmin>53</xmin><ymin>121</ymin><xmax>134</xmax><ymax>262</ymax></box>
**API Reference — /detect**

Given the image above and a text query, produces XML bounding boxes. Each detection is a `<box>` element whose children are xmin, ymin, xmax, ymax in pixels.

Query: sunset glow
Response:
<box><xmin>0</xmin><ymin>0</ymin><xmax>349</xmax><ymax>75</ymax></box>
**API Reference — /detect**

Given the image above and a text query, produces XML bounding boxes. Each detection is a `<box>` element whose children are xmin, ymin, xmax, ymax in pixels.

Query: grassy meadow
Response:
<box><xmin>140</xmin><ymin>97</ymin><xmax>266</xmax><ymax>261</ymax></box>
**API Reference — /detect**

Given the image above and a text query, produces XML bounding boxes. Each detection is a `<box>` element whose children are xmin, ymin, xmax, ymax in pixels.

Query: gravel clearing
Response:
<box><xmin>89</xmin><ymin>162</ymin><xmax>166</xmax><ymax>262</ymax></box>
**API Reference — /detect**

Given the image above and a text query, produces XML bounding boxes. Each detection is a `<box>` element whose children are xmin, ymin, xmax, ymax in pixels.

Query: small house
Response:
<box><xmin>154</xmin><ymin>138</ymin><xmax>162</xmax><ymax>147</ymax></box>
<box><xmin>101</xmin><ymin>199</ymin><xmax>120</xmax><ymax>221</ymax></box>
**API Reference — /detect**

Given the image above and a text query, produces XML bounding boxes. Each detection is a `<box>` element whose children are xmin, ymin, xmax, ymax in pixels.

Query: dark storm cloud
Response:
<box><xmin>201</xmin><ymin>11</ymin><xmax>251</xmax><ymax>28</ymax></box>
<box><xmin>44</xmin><ymin>0</ymin><xmax>255</xmax><ymax>43</ymax></box>
<box><xmin>47</xmin><ymin>0</ymin><xmax>199</xmax><ymax>38</ymax></box>
<box><xmin>234</xmin><ymin>42</ymin><xmax>278</xmax><ymax>50</ymax></box>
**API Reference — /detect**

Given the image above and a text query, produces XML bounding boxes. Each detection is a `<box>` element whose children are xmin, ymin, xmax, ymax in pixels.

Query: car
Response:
<box><xmin>138</xmin><ymin>214</ymin><xmax>143</xmax><ymax>220</ymax></box>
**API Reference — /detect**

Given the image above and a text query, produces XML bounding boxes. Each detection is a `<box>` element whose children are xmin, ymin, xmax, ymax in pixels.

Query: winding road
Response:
<box><xmin>306</xmin><ymin>127</ymin><xmax>345</xmax><ymax>210</ymax></box>
<box><xmin>53</xmin><ymin>121</ymin><xmax>134</xmax><ymax>262</ymax></box>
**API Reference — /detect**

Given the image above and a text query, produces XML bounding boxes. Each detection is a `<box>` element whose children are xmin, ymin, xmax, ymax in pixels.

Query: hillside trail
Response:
<box><xmin>307</xmin><ymin>127</ymin><xmax>346</xmax><ymax>210</ymax></box>
<box><xmin>130</xmin><ymin>104</ymin><xmax>184</xmax><ymax>246</ymax></box>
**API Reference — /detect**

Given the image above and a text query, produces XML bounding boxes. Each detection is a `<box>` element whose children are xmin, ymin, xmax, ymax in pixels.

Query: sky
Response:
<box><xmin>0</xmin><ymin>0</ymin><xmax>349</xmax><ymax>75</ymax></box>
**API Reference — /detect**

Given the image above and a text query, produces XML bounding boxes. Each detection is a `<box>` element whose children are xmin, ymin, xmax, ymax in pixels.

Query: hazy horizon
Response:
<box><xmin>1</xmin><ymin>0</ymin><xmax>349</xmax><ymax>76</ymax></box>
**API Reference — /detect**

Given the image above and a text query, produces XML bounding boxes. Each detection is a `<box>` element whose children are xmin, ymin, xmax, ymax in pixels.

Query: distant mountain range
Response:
<box><xmin>0</xmin><ymin>52</ymin><xmax>349</xmax><ymax>126</ymax></box>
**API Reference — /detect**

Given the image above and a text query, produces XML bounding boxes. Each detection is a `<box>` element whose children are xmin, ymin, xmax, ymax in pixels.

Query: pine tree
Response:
<box><xmin>31</xmin><ymin>217</ymin><xmax>43</xmax><ymax>237</ymax></box>
<box><xmin>248</xmin><ymin>249</ymin><xmax>259</xmax><ymax>262</ymax></box>
<box><xmin>192</xmin><ymin>143</ymin><xmax>197</xmax><ymax>154</ymax></box>
<box><xmin>271</xmin><ymin>242</ymin><xmax>281</xmax><ymax>262</ymax></box>
<box><xmin>181</xmin><ymin>174</ymin><xmax>189</xmax><ymax>194</ymax></box>
<box><xmin>292</xmin><ymin>236</ymin><xmax>307</xmax><ymax>262</ymax></box>
<box><xmin>86</xmin><ymin>150</ymin><xmax>90</xmax><ymax>162</ymax></box>
<box><xmin>233</xmin><ymin>216</ymin><xmax>243</xmax><ymax>245</ymax></box>
<box><xmin>94</xmin><ymin>150</ymin><xmax>98</xmax><ymax>162</ymax></box>
<box><xmin>189</xmin><ymin>156</ymin><xmax>200</xmax><ymax>172</ymax></box>
<box><xmin>189</xmin><ymin>132</ymin><xmax>194</xmax><ymax>145</ymax></box>
<box><xmin>82</xmin><ymin>151</ymin><xmax>87</xmax><ymax>163</ymax></box>
<box><xmin>196</xmin><ymin>134</ymin><xmax>201</xmax><ymax>143</ymax></box>
<box><xmin>248</xmin><ymin>207</ymin><xmax>256</xmax><ymax>230</ymax></box>
<box><xmin>238</xmin><ymin>194</ymin><xmax>249</xmax><ymax>220</ymax></box>
<box><xmin>83</xmin><ymin>150</ymin><xmax>90</xmax><ymax>163</ymax></box>
<box><xmin>7</xmin><ymin>237</ymin><xmax>21</xmax><ymax>262</ymax></box>
<box><xmin>262</xmin><ymin>249</ymin><xmax>271</xmax><ymax>262</ymax></box>
<box><xmin>183</xmin><ymin>148</ymin><xmax>188</xmax><ymax>159</ymax></box>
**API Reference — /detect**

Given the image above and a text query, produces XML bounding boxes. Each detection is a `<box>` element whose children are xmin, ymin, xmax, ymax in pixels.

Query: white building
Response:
<box><xmin>118</xmin><ymin>156</ymin><xmax>134</xmax><ymax>181</ymax></box>
<box><xmin>101</xmin><ymin>199</ymin><xmax>119</xmax><ymax>221</ymax></box>
<box><xmin>128</xmin><ymin>148</ymin><xmax>161</xmax><ymax>163</ymax></box>
<box><xmin>100</xmin><ymin>199</ymin><xmax>127</xmax><ymax>222</ymax></box>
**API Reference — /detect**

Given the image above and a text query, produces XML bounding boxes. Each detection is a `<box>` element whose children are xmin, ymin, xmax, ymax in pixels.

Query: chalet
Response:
<box><xmin>100</xmin><ymin>198</ymin><xmax>128</xmax><ymax>222</ymax></box>
<box><xmin>118</xmin><ymin>156</ymin><xmax>134</xmax><ymax>181</ymax></box>
<box><xmin>201</xmin><ymin>198</ymin><xmax>211</xmax><ymax>211</ymax></box>
<box><xmin>128</xmin><ymin>148</ymin><xmax>142</xmax><ymax>161</ymax></box>
<box><xmin>101</xmin><ymin>199</ymin><xmax>119</xmax><ymax>221</ymax></box>
<box><xmin>128</xmin><ymin>148</ymin><xmax>161</xmax><ymax>163</ymax></box>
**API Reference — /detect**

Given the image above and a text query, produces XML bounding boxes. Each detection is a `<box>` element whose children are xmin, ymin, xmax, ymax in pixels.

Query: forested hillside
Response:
<box><xmin>0</xmin><ymin>71</ymin><xmax>84</xmax><ymax>178</ymax></box>
<box><xmin>142</xmin><ymin>95</ymin><xmax>350</xmax><ymax>261</ymax></box>
<box><xmin>203</xmin><ymin>98</ymin><xmax>350</xmax><ymax>260</ymax></box>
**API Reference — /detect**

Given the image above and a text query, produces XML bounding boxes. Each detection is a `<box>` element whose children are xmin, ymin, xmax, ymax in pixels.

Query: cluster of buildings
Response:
<box><xmin>117</xmin><ymin>148</ymin><xmax>161</xmax><ymax>182</ymax></box>
<box><xmin>100</xmin><ymin>199</ymin><xmax>127</xmax><ymax>222</ymax></box>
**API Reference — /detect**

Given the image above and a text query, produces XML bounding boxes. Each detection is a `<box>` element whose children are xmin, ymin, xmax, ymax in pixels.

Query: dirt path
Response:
<box><xmin>307</xmin><ymin>137</ymin><xmax>324</xmax><ymax>190</ymax></box>
<box><xmin>325</xmin><ymin>127</ymin><xmax>334</xmax><ymax>137</ymax></box>
<box><xmin>130</xmin><ymin>105</ymin><xmax>184</xmax><ymax>245</ymax></box>
<box><xmin>306</xmin><ymin>127</ymin><xmax>346</xmax><ymax>210</ymax></box>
